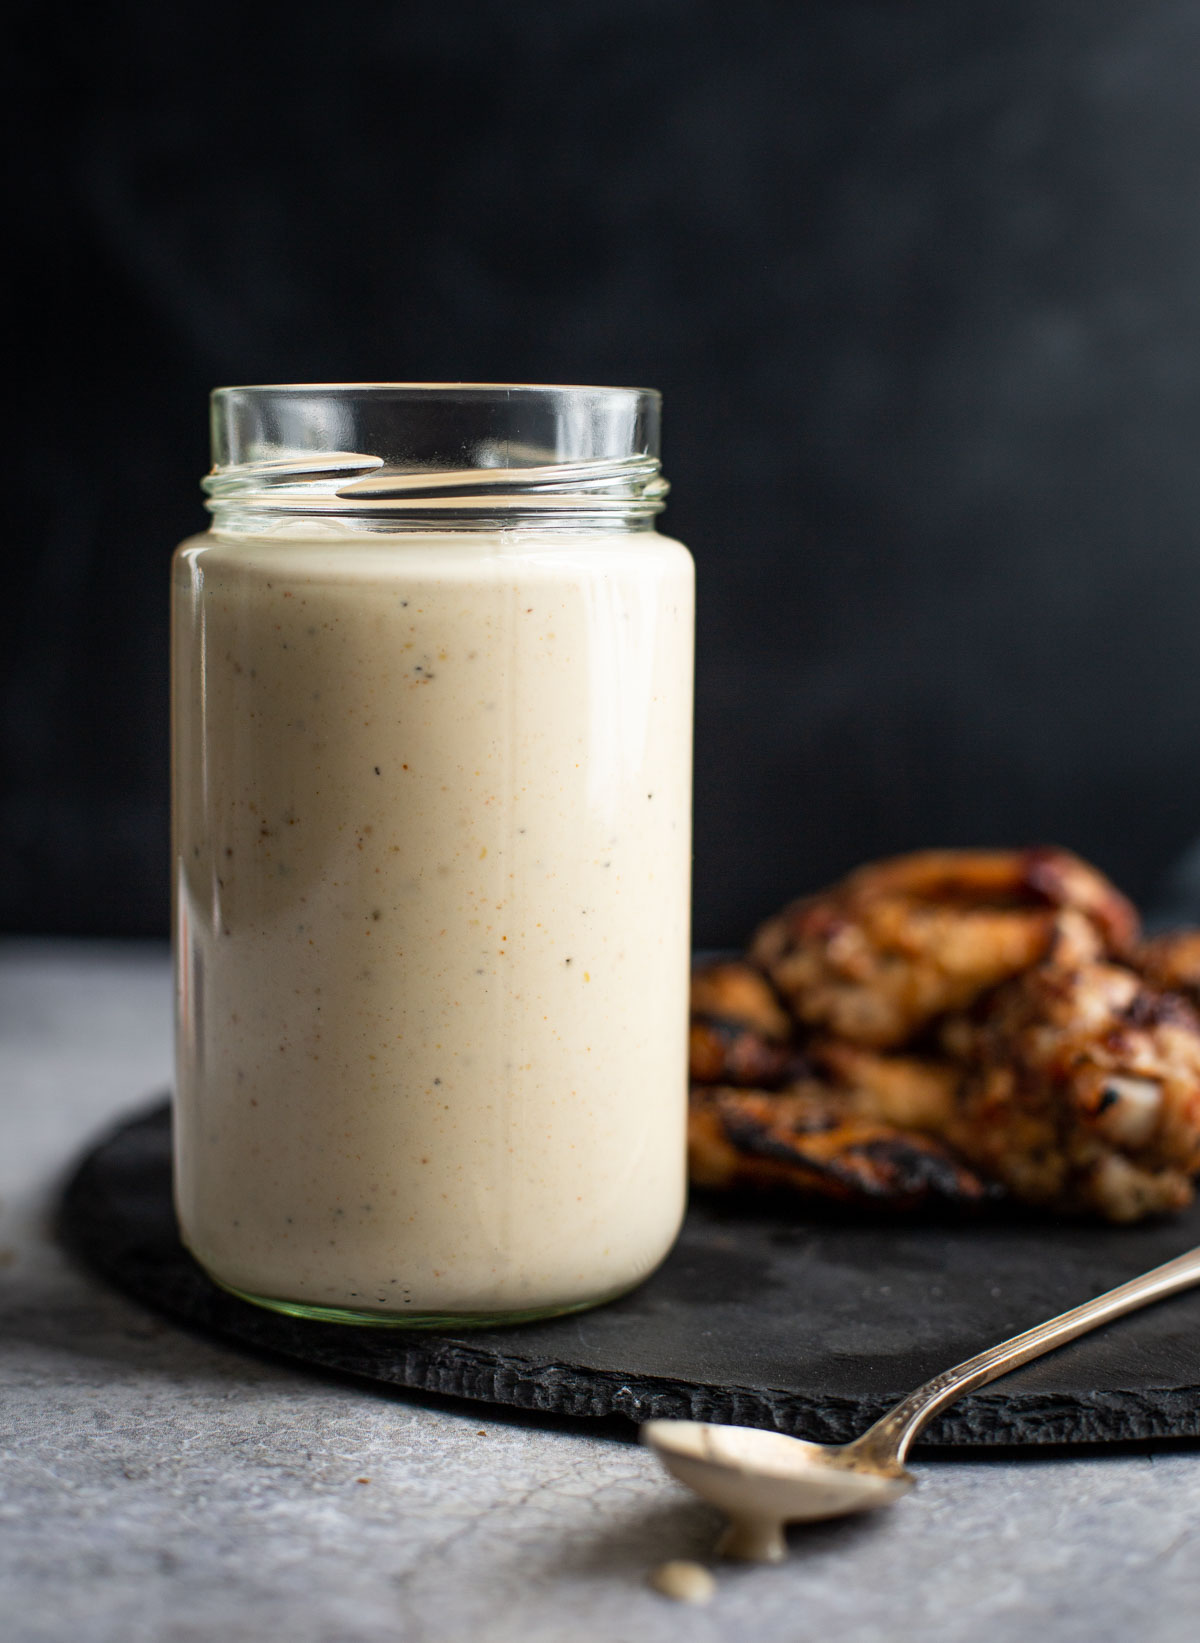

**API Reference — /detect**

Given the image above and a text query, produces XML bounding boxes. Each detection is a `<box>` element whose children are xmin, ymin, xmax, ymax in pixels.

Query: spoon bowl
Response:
<box><xmin>642</xmin><ymin>1420</ymin><xmax>911</xmax><ymax>1561</ymax></box>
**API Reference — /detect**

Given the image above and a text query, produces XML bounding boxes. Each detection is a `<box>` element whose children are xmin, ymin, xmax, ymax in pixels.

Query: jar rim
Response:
<box><xmin>212</xmin><ymin>381</ymin><xmax>661</xmax><ymax>398</ymax></box>
<box><xmin>206</xmin><ymin>383</ymin><xmax>666</xmax><ymax>528</ymax></box>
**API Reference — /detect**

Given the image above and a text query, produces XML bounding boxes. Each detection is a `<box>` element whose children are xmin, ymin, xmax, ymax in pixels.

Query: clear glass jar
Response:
<box><xmin>172</xmin><ymin>384</ymin><xmax>694</xmax><ymax>1326</ymax></box>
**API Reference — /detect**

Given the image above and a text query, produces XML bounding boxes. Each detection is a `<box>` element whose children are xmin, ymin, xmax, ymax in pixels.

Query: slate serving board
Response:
<box><xmin>61</xmin><ymin>1099</ymin><xmax>1200</xmax><ymax>1449</ymax></box>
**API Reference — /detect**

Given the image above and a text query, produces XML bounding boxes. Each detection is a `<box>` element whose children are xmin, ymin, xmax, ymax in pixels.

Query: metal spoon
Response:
<box><xmin>642</xmin><ymin>1242</ymin><xmax>1200</xmax><ymax>1562</ymax></box>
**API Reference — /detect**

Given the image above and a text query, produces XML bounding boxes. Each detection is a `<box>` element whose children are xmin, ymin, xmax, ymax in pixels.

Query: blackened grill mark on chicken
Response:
<box><xmin>852</xmin><ymin>1136</ymin><xmax>997</xmax><ymax>1204</ymax></box>
<box><xmin>688</xmin><ymin>1086</ymin><xmax>994</xmax><ymax>1210</ymax></box>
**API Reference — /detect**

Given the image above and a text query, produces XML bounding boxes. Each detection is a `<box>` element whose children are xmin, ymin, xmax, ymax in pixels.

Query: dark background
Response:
<box><xmin>7</xmin><ymin>0</ymin><xmax>1200</xmax><ymax>945</ymax></box>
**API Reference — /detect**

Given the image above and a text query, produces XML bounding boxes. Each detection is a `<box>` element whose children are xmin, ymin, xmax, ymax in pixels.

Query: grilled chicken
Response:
<box><xmin>691</xmin><ymin>850</ymin><xmax>1200</xmax><ymax>1221</ymax></box>
<box><xmin>809</xmin><ymin>1038</ymin><xmax>960</xmax><ymax>1132</ymax></box>
<box><xmin>1136</xmin><ymin>929</ymin><xmax>1200</xmax><ymax>1011</ymax></box>
<box><xmin>943</xmin><ymin>958</ymin><xmax>1200</xmax><ymax>1222</ymax></box>
<box><xmin>750</xmin><ymin>847</ymin><xmax>1138</xmax><ymax>1049</ymax></box>
<box><xmin>688</xmin><ymin>1084</ymin><xmax>994</xmax><ymax>1210</ymax></box>
<box><xmin>688</xmin><ymin>960</ymin><xmax>799</xmax><ymax>1088</ymax></box>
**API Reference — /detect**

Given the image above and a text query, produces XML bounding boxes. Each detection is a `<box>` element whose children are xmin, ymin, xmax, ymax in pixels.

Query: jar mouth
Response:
<box><xmin>205</xmin><ymin>383</ymin><xmax>667</xmax><ymax>526</ymax></box>
<box><xmin>212</xmin><ymin>380</ymin><xmax>662</xmax><ymax>396</ymax></box>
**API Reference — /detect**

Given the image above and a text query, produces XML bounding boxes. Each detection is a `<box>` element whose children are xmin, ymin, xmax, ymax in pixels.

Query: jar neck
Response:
<box><xmin>204</xmin><ymin>384</ymin><xmax>668</xmax><ymax>533</ymax></box>
<box><xmin>204</xmin><ymin>451</ymin><xmax>668</xmax><ymax>533</ymax></box>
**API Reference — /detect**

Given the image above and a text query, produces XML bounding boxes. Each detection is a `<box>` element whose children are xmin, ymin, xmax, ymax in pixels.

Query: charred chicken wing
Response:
<box><xmin>1136</xmin><ymin>930</ymin><xmax>1200</xmax><ymax>1011</ymax></box>
<box><xmin>945</xmin><ymin>959</ymin><xmax>1200</xmax><ymax>1222</ymax></box>
<box><xmin>688</xmin><ymin>960</ymin><xmax>798</xmax><ymax>1087</ymax></box>
<box><xmin>750</xmin><ymin>847</ymin><xmax>1138</xmax><ymax>1049</ymax></box>
<box><xmin>690</xmin><ymin>849</ymin><xmax>1200</xmax><ymax>1221</ymax></box>
<box><xmin>687</xmin><ymin>1084</ymin><xmax>993</xmax><ymax>1210</ymax></box>
<box><xmin>809</xmin><ymin>1038</ymin><xmax>961</xmax><ymax>1132</ymax></box>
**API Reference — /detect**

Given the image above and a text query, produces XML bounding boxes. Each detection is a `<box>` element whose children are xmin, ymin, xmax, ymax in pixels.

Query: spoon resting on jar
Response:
<box><xmin>642</xmin><ymin>1242</ymin><xmax>1200</xmax><ymax>1562</ymax></box>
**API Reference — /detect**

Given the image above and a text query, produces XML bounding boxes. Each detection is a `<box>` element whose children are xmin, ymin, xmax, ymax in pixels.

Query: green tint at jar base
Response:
<box><xmin>211</xmin><ymin>1276</ymin><xmax>643</xmax><ymax>1331</ymax></box>
<box><xmin>172</xmin><ymin>384</ymin><xmax>694</xmax><ymax>1326</ymax></box>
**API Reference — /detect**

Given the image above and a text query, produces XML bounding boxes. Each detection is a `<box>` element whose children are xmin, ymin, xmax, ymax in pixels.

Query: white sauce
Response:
<box><xmin>649</xmin><ymin>1561</ymin><xmax>717</xmax><ymax>1603</ymax></box>
<box><xmin>172</xmin><ymin>525</ymin><xmax>694</xmax><ymax>1317</ymax></box>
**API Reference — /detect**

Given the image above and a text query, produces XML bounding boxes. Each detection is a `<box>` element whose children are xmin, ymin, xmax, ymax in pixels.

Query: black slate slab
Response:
<box><xmin>60</xmin><ymin>1099</ymin><xmax>1200</xmax><ymax>1449</ymax></box>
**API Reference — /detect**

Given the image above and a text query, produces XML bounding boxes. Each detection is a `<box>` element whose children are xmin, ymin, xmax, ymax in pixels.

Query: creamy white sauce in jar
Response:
<box><xmin>172</xmin><ymin>493</ymin><xmax>694</xmax><ymax>1321</ymax></box>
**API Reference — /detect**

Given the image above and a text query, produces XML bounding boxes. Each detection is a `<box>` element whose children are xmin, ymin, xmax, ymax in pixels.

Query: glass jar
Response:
<box><xmin>172</xmin><ymin>384</ymin><xmax>694</xmax><ymax>1326</ymax></box>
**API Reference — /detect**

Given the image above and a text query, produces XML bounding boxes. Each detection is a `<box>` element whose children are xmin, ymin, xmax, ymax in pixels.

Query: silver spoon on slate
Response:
<box><xmin>642</xmin><ymin>1241</ymin><xmax>1200</xmax><ymax>1562</ymax></box>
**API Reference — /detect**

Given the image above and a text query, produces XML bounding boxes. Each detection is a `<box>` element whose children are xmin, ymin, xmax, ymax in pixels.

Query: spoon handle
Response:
<box><xmin>848</xmin><ymin>1242</ymin><xmax>1200</xmax><ymax>1469</ymax></box>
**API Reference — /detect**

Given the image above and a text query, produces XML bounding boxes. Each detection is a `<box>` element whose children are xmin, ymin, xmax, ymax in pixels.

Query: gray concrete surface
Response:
<box><xmin>2</xmin><ymin>939</ymin><xmax>1198</xmax><ymax>1643</ymax></box>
